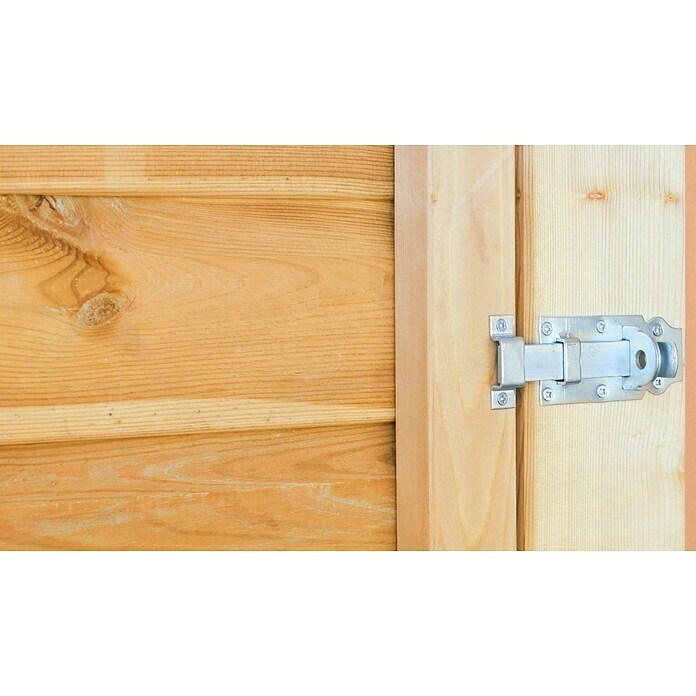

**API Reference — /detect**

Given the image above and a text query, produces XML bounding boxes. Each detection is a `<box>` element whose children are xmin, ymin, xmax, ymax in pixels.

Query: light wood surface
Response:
<box><xmin>0</xmin><ymin>195</ymin><xmax>393</xmax><ymax>409</ymax></box>
<box><xmin>0</xmin><ymin>397</ymin><xmax>395</xmax><ymax>445</ymax></box>
<box><xmin>394</xmin><ymin>146</ymin><xmax>429</xmax><ymax>547</ymax></box>
<box><xmin>0</xmin><ymin>146</ymin><xmax>393</xmax><ymax>198</ymax></box>
<box><xmin>0</xmin><ymin>424</ymin><xmax>395</xmax><ymax>550</ymax></box>
<box><xmin>0</xmin><ymin>146</ymin><xmax>395</xmax><ymax>550</ymax></box>
<box><xmin>686</xmin><ymin>145</ymin><xmax>696</xmax><ymax>551</ymax></box>
<box><xmin>517</xmin><ymin>146</ymin><xmax>685</xmax><ymax>550</ymax></box>
<box><xmin>395</xmin><ymin>145</ymin><xmax>516</xmax><ymax>550</ymax></box>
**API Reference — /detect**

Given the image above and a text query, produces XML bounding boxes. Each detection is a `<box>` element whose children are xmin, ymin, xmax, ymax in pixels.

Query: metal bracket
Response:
<box><xmin>489</xmin><ymin>315</ymin><xmax>683</xmax><ymax>409</ymax></box>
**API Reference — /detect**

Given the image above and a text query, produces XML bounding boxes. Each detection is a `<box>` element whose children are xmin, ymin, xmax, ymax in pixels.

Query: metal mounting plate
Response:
<box><xmin>537</xmin><ymin>315</ymin><xmax>681</xmax><ymax>406</ymax></box>
<box><xmin>489</xmin><ymin>314</ymin><xmax>683</xmax><ymax>408</ymax></box>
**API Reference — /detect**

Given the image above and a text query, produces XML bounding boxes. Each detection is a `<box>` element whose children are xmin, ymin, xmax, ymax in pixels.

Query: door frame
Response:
<box><xmin>394</xmin><ymin>146</ymin><xmax>517</xmax><ymax>550</ymax></box>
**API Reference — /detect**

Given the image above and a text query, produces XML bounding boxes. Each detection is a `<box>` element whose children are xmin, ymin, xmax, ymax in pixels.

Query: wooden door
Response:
<box><xmin>0</xmin><ymin>147</ymin><xmax>396</xmax><ymax>550</ymax></box>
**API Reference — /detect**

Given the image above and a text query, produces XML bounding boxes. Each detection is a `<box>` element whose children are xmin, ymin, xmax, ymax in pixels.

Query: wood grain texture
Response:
<box><xmin>686</xmin><ymin>145</ymin><xmax>696</xmax><ymax>551</ymax></box>
<box><xmin>0</xmin><ymin>424</ymin><xmax>395</xmax><ymax>550</ymax></box>
<box><xmin>0</xmin><ymin>397</ymin><xmax>395</xmax><ymax>445</ymax></box>
<box><xmin>0</xmin><ymin>146</ymin><xmax>395</xmax><ymax>550</ymax></box>
<box><xmin>517</xmin><ymin>146</ymin><xmax>685</xmax><ymax>550</ymax></box>
<box><xmin>395</xmin><ymin>146</ymin><xmax>516</xmax><ymax>550</ymax></box>
<box><xmin>0</xmin><ymin>146</ymin><xmax>393</xmax><ymax>198</ymax></box>
<box><xmin>0</xmin><ymin>195</ymin><xmax>393</xmax><ymax>412</ymax></box>
<box><xmin>394</xmin><ymin>146</ymin><xmax>429</xmax><ymax>547</ymax></box>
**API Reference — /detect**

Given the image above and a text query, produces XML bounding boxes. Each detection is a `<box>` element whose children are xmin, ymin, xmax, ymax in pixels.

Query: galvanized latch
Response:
<box><xmin>490</xmin><ymin>315</ymin><xmax>683</xmax><ymax>409</ymax></box>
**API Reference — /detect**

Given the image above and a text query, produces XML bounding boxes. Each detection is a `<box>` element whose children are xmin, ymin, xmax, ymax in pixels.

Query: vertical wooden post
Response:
<box><xmin>517</xmin><ymin>146</ymin><xmax>685</xmax><ymax>550</ymax></box>
<box><xmin>395</xmin><ymin>146</ymin><xmax>517</xmax><ymax>550</ymax></box>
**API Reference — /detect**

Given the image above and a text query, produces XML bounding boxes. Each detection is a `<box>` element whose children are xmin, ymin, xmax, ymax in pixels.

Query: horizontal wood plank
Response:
<box><xmin>0</xmin><ymin>146</ymin><xmax>394</xmax><ymax>198</ymax></box>
<box><xmin>0</xmin><ymin>195</ymin><xmax>394</xmax><ymax>421</ymax></box>
<box><xmin>0</xmin><ymin>423</ymin><xmax>395</xmax><ymax>550</ymax></box>
<box><xmin>0</xmin><ymin>397</ymin><xmax>394</xmax><ymax>445</ymax></box>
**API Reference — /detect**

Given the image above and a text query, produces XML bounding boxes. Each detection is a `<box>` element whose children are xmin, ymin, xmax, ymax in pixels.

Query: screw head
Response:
<box><xmin>496</xmin><ymin>392</ymin><xmax>509</xmax><ymax>406</ymax></box>
<box><xmin>542</xmin><ymin>387</ymin><xmax>554</xmax><ymax>402</ymax></box>
<box><xmin>596</xmin><ymin>320</ymin><xmax>607</xmax><ymax>333</ymax></box>
<box><xmin>496</xmin><ymin>318</ymin><xmax>508</xmax><ymax>332</ymax></box>
<box><xmin>596</xmin><ymin>384</ymin><xmax>608</xmax><ymax>398</ymax></box>
<box><xmin>653</xmin><ymin>377</ymin><xmax>664</xmax><ymax>389</ymax></box>
<box><xmin>652</xmin><ymin>324</ymin><xmax>664</xmax><ymax>337</ymax></box>
<box><xmin>541</xmin><ymin>321</ymin><xmax>553</xmax><ymax>336</ymax></box>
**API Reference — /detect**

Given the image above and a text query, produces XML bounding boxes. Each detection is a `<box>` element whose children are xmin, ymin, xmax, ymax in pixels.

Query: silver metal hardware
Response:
<box><xmin>495</xmin><ymin>317</ymin><xmax>508</xmax><ymax>332</ymax></box>
<box><xmin>490</xmin><ymin>314</ymin><xmax>683</xmax><ymax>408</ymax></box>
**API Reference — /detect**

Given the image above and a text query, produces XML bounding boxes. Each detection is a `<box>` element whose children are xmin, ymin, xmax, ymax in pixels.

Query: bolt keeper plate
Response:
<box><xmin>490</xmin><ymin>314</ymin><xmax>683</xmax><ymax>408</ymax></box>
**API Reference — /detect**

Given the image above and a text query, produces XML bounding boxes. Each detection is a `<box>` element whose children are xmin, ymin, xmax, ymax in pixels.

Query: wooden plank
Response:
<box><xmin>517</xmin><ymin>146</ymin><xmax>685</xmax><ymax>550</ymax></box>
<box><xmin>394</xmin><ymin>146</ymin><xmax>430</xmax><ymax>548</ymax></box>
<box><xmin>395</xmin><ymin>145</ymin><xmax>517</xmax><ymax>550</ymax></box>
<box><xmin>0</xmin><ymin>423</ymin><xmax>395</xmax><ymax>550</ymax></box>
<box><xmin>686</xmin><ymin>145</ymin><xmax>696</xmax><ymax>550</ymax></box>
<box><xmin>0</xmin><ymin>195</ymin><xmax>393</xmax><ymax>426</ymax></box>
<box><xmin>0</xmin><ymin>397</ymin><xmax>395</xmax><ymax>445</ymax></box>
<box><xmin>0</xmin><ymin>146</ymin><xmax>393</xmax><ymax>198</ymax></box>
